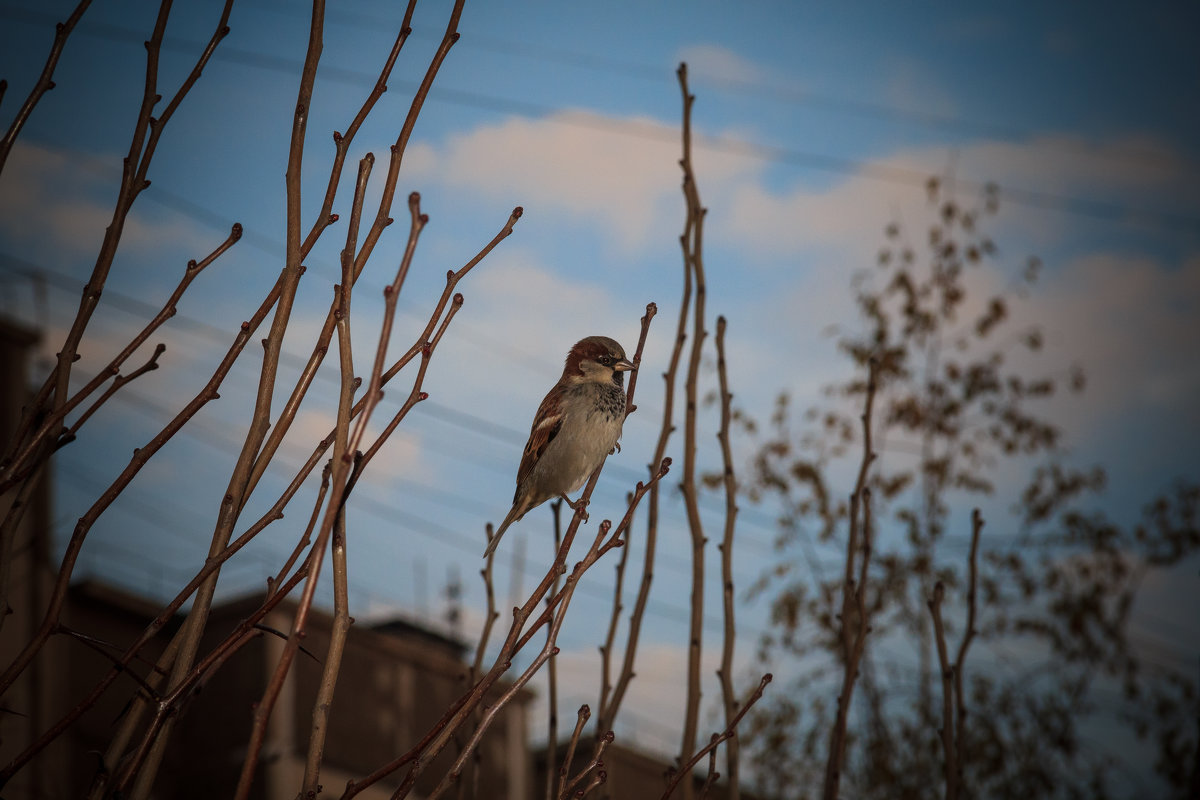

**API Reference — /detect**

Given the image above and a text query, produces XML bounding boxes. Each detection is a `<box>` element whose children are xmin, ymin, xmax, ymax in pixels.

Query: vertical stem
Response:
<box><xmin>133</xmin><ymin>3</ymin><xmax>323</xmax><ymax>795</ymax></box>
<box><xmin>714</xmin><ymin>316</ymin><xmax>740</xmax><ymax>798</ymax></box>
<box><xmin>821</xmin><ymin>358</ymin><xmax>879</xmax><ymax>800</ymax></box>
<box><xmin>928</xmin><ymin>582</ymin><xmax>957</xmax><ymax>800</ymax></box>
<box><xmin>300</xmin><ymin>149</ymin><xmax>368</xmax><ymax>793</ymax></box>
<box><xmin>952</xmin><ymin>509</ymin><xmax>983</xmax><ymax>794</ymax></box>
<box><xmin>595</xmin><ymin>301</ymin><xmax>663</xmax><ymax>737</ymax></box>
<box><xmin>0</xmin><ymin>0</ymin><xmax>93</xmax><ymax>174</ymax></box>
<box><xmin>302</xmin><ymin>510</ymin><xmax>352</xmax><ymax>792</ymax></box>
<box><xmin>676</xmin><ymin>63</ymin><xmax>709</xmax><ymax>799</ymax></box>
<box><xmin>546</xmin><ymin>503</ymin><xmax>564</xmax><ymax>800</ymax></box>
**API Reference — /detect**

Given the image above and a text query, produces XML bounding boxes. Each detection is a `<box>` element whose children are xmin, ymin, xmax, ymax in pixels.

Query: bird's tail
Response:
<box><xmin>482</xmin><ymin>505</ymin><xmax>522</xmax><ymax>559</ymax></box>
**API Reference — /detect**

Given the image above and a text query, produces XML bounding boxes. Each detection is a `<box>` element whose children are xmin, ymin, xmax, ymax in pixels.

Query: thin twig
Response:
<box><xmin>952</xmin><ymin>510</ymin><xmax>983</xmax><ymax>794</ymax></box>
<box><xmin>928</xmin><ymin>581</ymin><xmax>957</xmax><ymax>800</ymax></box>
<box><xmin>546</xmin><ymin>503</ymin><xmax>564</xmax><ymax>800</ymax></box>
<box><xmin>661</xmin><ymin>674</ymin><xmax>772</xmax><ymax>800</ymax></box>
<box><xmin>62</xmin><ymin>343</ymin><xmax>166</xmax><ymax>440</ymax></box>
<box><xmin>2</xmin><ymin>224</ymin><xmax>241</xmax><ymax>488</ymax></box>
<box><xmin>428</xmin><ymin>518</ymin><xmax>623</xmax><ymax>800</ymax></box>
<box><xmin>821</xmin><ymin>356</ymin><xmax>879</xmax><ymax>800</ymax></box>
<box><xmin>351</xmin><ymin>313</ymin><xmax>658</xmax><ymax>800</ymax></box>
<box><xmin>676</xmin><ymin>62</ymin><xmax>710</xmax><ymax>800</ymax></box>
<box><xmin>558</xmin><ymin>705</ymin><xmax>591</xmax><ymax>800</ymax></box>
<box><xmin>714</xmin><ymin>315</ymin><xmax>741</xmax><ymax>799</ymax></box>
<box><xmin>0</xmin><ymin>0</ymin><xmax>93</xmax><ymax>175</ymax></box>
<box><xmin>560</xmin><ymin>729</ymin><xmax>613</xmax><ymax>799</ymax></box>
<box><xmin>599</xmin><ymin>298</ymin><xmax>681</xmax><ymax>735</ymax></box>
<box><xmin>236</xmin><ymin>190</ymin><xmax>428</xmax><ymax>800</ymax></box>
<box><xmin>300</xmin><ymin>156</ymin><xmax>369</xmax><ymax>793</ymax></box>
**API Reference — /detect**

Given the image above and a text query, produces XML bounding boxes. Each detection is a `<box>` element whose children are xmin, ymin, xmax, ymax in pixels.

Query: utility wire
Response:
<box><xmin>1</xmin><ymin>7</ymin><xmax>1197</xmax><ymax>235</ymax></box>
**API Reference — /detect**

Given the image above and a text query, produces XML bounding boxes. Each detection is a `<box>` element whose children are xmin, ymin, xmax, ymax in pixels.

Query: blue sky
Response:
<box><xmin>2</xmin><ymin>0</ymin><xmax>1198</xmax><ymax>787</ymax></box>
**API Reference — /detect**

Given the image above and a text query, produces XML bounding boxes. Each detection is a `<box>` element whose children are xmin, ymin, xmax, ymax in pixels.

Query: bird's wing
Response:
<box><xmin>514</xmin><ymin>384</ymin><xmax>566</xmax><ymax>495</ymax></box>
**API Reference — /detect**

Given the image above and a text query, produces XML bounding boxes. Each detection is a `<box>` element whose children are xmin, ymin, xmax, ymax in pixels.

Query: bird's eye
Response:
<box><xmin>598</xmin><ymin>356</ymin><xmax>611</xmax><ymax>365</ymax></box>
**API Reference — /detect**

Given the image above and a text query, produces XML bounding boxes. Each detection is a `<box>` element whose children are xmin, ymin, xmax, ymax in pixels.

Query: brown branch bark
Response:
<box><xmin>713</xmin><ymin>315</ymin><xmax>741</xmax><ymax>799</ymax></box>
<box><xmin>558</xmin><ymin>705</ymin><xmax>591</xmax><ymax>800</ymax></box>
<box><xmin>561</xmin><ymin>728</ymin><xmax>612</xmax><ymax>800</ymax></box>
<box><xmin>595</xmin><ymin>301</ymin><xmax>664</xmax><ymax>737</ymax></box>
<box><xmin>340</xmin><ymin>311</ymin><xmax>658</xmax><ymax>800</ymax></box>
<box><xmin>661</xmin><ymin>674</ymin><xmax>772</xmax><ymax>800</ymax></box>
<box><xmin>299</xmin><ymin>150</ymin><xmax>372</xmax><ymax>793</ymax></box>
<box><xmin>427</xmin><ymin>517</ymin><xmax>624</xmax><ymax>800</ymax></box>
<box><xmin>821</xmin><ymin>357</ymin><xmax>879</xmax><ymax>800</ymax></box>
<box><xmin>545</xmin><ymin>504</ymin><xmax>565</xmax><ymax>800</ymax></box>
<box><xmin>676</xmin><ymin>62</ymin><xmax>709</xmax><ymax>800</ymax></box>
<box><xmin>0</xmin><ymin>0</ymin><xmax>92</xmax><ymax>175</ymax></box>
<box><xmin>951</xmin><ymin>509</ymin><xmax>983</xmax><ymax>796</ymax></box>
<box><xmin>928</xmin><ymin>582</ymin><xmax>957</xmax><ymax>800</ymax></box>
<box><xmin>235</xmin><ymin>190</ymin><xmax>428</xmax><ymax>800</ymax></box>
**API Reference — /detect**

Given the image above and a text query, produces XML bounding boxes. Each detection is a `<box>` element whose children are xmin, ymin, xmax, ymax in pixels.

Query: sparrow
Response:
<box><xmin>483</xmin><ymin>336</ymin><xmax>635</xmax><ymax>558</ymax></box>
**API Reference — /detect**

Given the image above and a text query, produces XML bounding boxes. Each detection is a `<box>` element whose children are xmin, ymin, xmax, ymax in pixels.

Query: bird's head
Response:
<box><xmin>563</xmin><ymin>336</ymin><xmax>635</xmax><ymax>387</ymax></box>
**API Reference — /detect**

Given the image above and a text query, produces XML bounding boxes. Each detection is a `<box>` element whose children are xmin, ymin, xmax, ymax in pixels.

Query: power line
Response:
<box><xmin>251</xmin><ymin>0</ymin><xmax>1196</xmax><ymax>176</ymax></box>
<box><xmin>0</xmin><ymin>253</ymin><xmax>805</xmax><ymax>559</ymax></box>
<box><xmin>2</xmin><ymin>7</ymin><xmax>1197</xmax><ymax>235</ymax></box>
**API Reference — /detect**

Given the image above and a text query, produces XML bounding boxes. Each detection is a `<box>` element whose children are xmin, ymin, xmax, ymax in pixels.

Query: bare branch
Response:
<box><xmin>714</xmin><ymin>315</ymin><xmax>741</xmax><ymax>798</ymax></box>
<box><xmin>345</xmin><ymin>313</ymin><xmax>657</xmax><ymax>800</ymax></box>
<box><xmin>822</xmin><ymin>356</ymin><xmax>879</xmax><ymax>800</ymax></box>
<box><xmin>952</xmin><ymin>509</ymin><xmax>983</xmax><ymax>793</ymax></box>
<box><xmin>928</xmin><ymin>581</ymin><xmax>957</xmax><ymax>800</ymax></box>
<box><xmin>561</xmin><ymin>729</ymin><xmax>613</xmax><ymax>800</ymax></box>
<box><xmin>676</xmin><ymin>63</ymin><xmax>711</xmax><ymax>797</ymax></box>
<box><xmin>661</xmin><ymin>674</ymin><xmax>772</xmax><ymax>800</ymax></box>
<box><xmin>0</xmin><ymin>0</ymin><xmax>93</xmax><ymax>175</ymax></box>
<box><xmin>558</xmin><ymin>705</ymin><xmax>592</xmax><ymax>800</ymax></box>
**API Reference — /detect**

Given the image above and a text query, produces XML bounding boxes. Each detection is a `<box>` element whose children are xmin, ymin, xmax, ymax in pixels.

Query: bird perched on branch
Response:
<box><xmin>483</xmin><ymin>336</ymin><xmax>635</xmax><ymax>558</ymax></box>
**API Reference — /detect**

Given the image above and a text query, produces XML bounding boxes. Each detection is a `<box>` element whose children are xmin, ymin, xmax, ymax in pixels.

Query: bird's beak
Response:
<box><xmin>614</xmin><ymin>357</ymin><xmax>636</xmax><ymax>372</ymax></box>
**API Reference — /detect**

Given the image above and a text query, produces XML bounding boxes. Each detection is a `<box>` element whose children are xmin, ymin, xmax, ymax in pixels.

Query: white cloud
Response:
<box><xmin>0</xmin><ymin>142</ymin><xmax>215</xmax><ymax>258</ymax></box>
<box><xmin>719</xmin><ymin>133</ymin><xmax>1195</xmax><ymax>259</ymax></box>
<box><xmin>521</xmin><ymin>639</ymin><xmax>754</xmax><ymax>756</ymax></box>
<box><xmin>1023</xmin><ymin>251</ymin><xmax>1200</xmax><ymax>431</ymax></box>
<box><xmin>406</xmin><ymin>110</ymin><xmax>754</xmax><ymax>252</ymax></box>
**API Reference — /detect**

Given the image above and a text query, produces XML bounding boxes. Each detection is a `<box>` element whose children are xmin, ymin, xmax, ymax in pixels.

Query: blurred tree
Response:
<box><xmin>734</xmin><ymin>180</ymin><xmax>1200</xmax><ymax>800</ymax></box>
